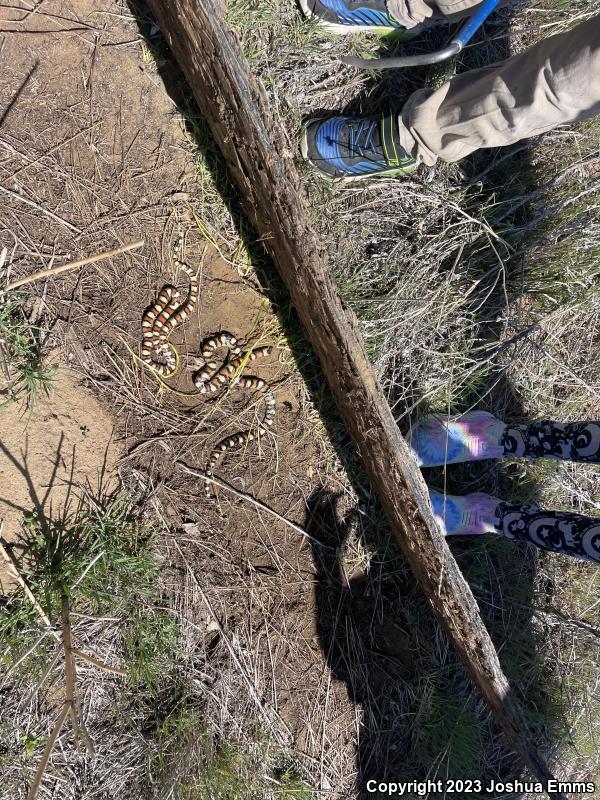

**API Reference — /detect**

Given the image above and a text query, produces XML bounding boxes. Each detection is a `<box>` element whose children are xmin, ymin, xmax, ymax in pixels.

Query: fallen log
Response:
<box><xmin>146</xmin><ymin>0</ymin><xmax>564</xmax><ymax>794</ymax></box>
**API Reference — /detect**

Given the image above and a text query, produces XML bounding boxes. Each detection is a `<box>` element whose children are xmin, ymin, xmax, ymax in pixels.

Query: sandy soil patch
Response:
<box><xmin>0</xmin><ymin>367</ymin><xmax>119</xmax><ymax>592</ymax></box>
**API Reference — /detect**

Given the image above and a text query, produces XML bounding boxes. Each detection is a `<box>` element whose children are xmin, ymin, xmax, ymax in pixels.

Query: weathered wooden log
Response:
<box><xmin>146</xmin><ymin>0</ymin><xmax>564</xmax><ymax>794</ymax></box>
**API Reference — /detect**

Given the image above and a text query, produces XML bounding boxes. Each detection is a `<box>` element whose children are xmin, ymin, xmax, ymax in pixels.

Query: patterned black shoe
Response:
<box><xmin>299</xmin><ymin>0</ymin><xmax>408</xmax><ymax>33</ymax></box>
<box><xmin>301</xmin><ymin>114</ymin><xmax>416</xmax><ymax>181</ymax></box>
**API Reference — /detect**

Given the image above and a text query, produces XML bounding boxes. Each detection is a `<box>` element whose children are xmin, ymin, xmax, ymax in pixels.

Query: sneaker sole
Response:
<box><xmin>299</xmin><ymin>0</ymin><xmax>404</xmax><ymax>34</ymax></box>
<box><xmin>300</xmin><ymin>123</ymin><xmax>416</xmax><ymax>183</ymax></box>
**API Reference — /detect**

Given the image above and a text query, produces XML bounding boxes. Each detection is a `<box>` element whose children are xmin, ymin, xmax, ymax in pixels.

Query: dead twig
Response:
<box><xmin>62</xmin><ymin>597</ymin><xmax>95</xmax><ymax>756</ymax></box>
<box><xmin>176</xmin><ymin>461</ymin><xmax>333</xmax><ymax>549</ymax></box>
<box><xmin>25</xmin><ymin>593</ymin><xmax>97</xmax><ymax>799</ymax></box>
<box><xmin>25</xmin><ymin>702</ymin><xmax>71</xmax><ymax>800</ymax></box>
<box><xmin>0</xmin><ymin>526</ymin><xmax>59</xmax><ymax>639</ymax></box>
<box><xmin>2</xmin><ymin>240</ymin><xmax>144</xmax><ymax>293</ymax></box>
<box><xmin>0</xmin><ymin>60</ymin><xmax>38</xmax><ymax>128</ymax></box>
<box><xmin>61</xmin><ymin>595</ymin><xmax>80</xmax><ymax>747</ymax></box>
<box><xmin>70</xmin><ymin>648</ymin><xmax>127</xmax><ymax>677</ymax></box>
<box><xmin>0</xmin><ymin>184</ymin><xmax>81</xmax><ymax>234</ymax></box>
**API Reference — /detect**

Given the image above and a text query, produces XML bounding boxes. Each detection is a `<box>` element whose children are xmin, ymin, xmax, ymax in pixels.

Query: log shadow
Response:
<box><xmin>305</xmin><ymin>484</ymin><xmax>560</xmax><ymax>798</ymax></box>
<box><xmin>127</xmin><ymin>1</ymin><xmax>567</xmax><ymax>794</ymax></box>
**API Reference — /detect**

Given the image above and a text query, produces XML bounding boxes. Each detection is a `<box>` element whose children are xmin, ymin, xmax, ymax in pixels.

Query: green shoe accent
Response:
<box><xmin>301</xmin><ymin>114</ymin><xmax>417</xmax><ymax>181</ymax></box>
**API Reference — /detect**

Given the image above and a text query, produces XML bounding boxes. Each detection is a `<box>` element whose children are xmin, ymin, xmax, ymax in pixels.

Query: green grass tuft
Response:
<box><xmin>0</xmin><ymin>494</ymin><xmax>179</xmax><ymax>688</ymax></box>
<box><xmin>0</xmin><ymin>294</ymin><xmax>57</xmax><ymax>409</ymax></box>
<box><xmin>146</xmin><ymin>703</ymin><xmax>313</xmax><ymax>800</ymax></box>
<box><xmin>409</xmin><ymin>679</ymin><xmax>483</xmax><ymax>776</ymax></box>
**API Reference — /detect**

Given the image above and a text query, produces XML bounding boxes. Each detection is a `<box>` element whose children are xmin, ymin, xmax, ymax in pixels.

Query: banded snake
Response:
<box><xmin>141</xmin><ymin>255</ymin><xmax>275</xmax><ymax>497</ymax></box>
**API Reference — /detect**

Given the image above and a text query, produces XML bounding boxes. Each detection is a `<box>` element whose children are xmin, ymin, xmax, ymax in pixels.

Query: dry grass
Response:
<box><xmin>0</xmin><ymin>0</ymin><xmax>598</xmax><ymax>797</ymax></box>
<box><xmin>220</xmin><ymin>0</ymin><xmax>600</xmax><ymax>791</ymax></box>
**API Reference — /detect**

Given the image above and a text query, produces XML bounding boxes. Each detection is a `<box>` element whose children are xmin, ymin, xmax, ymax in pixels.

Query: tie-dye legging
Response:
<box><xmin>498</xmin><ymin>420</ymin><xmax>599</xmax><ymax>563</ymax></box>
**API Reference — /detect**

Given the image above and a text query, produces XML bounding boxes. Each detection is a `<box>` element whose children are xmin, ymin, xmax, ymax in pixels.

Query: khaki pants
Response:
<box><xmin>388</xmin><ymin>0</ymin><xmax>501</xmax><ymax>27</ymax></box>
<box><xmin>388</xmin><ymin>0</ymin><xmax>497</xmax><ymax>27</ymax></box>
<box><xmin>388</xmin><ymin>9</ymin><xmax>600</xmax><ymax>165</ymax></box>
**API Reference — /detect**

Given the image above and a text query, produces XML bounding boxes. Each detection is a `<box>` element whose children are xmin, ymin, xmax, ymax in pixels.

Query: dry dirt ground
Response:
<box><xmin>0</xmin><ymin>365</ymin><xmax>119</xmax><ymax>591</ymax></box>
<box><xmin>0</xmin><ymin>0</ymin><xmax>364</xmax><ymax>795</ymax></box>
<box><xmin>0</xmin><ymin>2</ymin><xmax>597</xmax><ymax>799</ymax></box>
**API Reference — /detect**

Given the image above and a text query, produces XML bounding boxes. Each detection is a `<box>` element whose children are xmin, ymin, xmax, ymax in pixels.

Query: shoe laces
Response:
<box><xmin>348</xmin><ymin>119</ymin><xmax>380</xmax><ymax>160</ymax></box>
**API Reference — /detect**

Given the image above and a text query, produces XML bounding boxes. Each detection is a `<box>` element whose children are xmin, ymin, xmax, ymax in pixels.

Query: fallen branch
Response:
<box><xmin>176</xmin><ymin>461</ymin><xmax>333</xmax><ymax>549</ymax></box>
<box><xmin>2</xmin><ymin>240</ymin><xmax>144</xmax><ymax>293</ymax></box>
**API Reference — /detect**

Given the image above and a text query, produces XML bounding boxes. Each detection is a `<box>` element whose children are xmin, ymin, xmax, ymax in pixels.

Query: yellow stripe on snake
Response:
<box><xmin>141</xmin><ymin>258</ymin><xmax>275</xmax><ymax>498</ymax></box>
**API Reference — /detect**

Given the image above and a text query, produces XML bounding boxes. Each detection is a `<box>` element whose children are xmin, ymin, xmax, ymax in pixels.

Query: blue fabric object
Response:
<box><xmin>319</xmin><ymin>0</ymin><xmax>391</xmax><ymax>25</ymax></box>
<box><xmin>315</xmin><ymin>117</ymin><xmax>388</xmax><ymax>175</ymax></box>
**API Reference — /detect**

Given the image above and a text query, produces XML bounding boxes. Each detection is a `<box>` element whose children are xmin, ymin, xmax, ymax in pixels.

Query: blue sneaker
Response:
<box><xmin>301</xmin><ymin>114</ymin><xmax>416</xmax><ymax>181</ymax></box>
<box><xmin>300</xmin><ymin>0</ymin><xmax>407</xmax><ymax>33</ymax></box>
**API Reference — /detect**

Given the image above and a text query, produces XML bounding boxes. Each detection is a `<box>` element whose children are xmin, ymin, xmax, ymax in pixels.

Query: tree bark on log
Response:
<box><xmin>146</xmin><ymin>0</ymin><xmax>564</xmax><ymax>794</ymax></box>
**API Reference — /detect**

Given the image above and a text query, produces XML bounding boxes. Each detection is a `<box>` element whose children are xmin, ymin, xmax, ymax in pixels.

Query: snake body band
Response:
<box><xmin>192</xmin><ymin>333</ymin><xmax>275</xmax><ymax>497</ymax></box>
<box><xmin>140</xmin><ymin>255</ymin><xmax>199</xmax><ymax>376</ymax></box>
<box><xmin>140</xmin><ymin>252</ymin><xmax>276</xmax><ymax>497</ymax></box>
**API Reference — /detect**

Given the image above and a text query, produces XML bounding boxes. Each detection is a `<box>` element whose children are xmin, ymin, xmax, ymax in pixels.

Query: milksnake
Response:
<box><xmin>193</xmin><ymin>333</ymin><xmax>276</xmax><ymax>497</ymax></box>
<box><xmin>141</xmin><ymin>251</ymin><xmax>199</xmax><ymax>376</ymax></box>
<box><xmin>140</xmin><ymin>254</ymin><xmax>275</xmax><ymax>498</ymax></box>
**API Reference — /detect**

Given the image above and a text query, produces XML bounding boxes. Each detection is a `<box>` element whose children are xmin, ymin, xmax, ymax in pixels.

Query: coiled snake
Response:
<box><xmin>141</xmin><ymin>256</ymin><xmax>275</xmax><ymax>497</ymax></box>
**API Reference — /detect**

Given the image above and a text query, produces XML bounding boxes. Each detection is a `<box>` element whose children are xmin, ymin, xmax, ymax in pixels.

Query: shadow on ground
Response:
<box><xmin>0</xmin><ymin>434</ymin><xmax>115</xmax><ymax>568</ymax></box>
